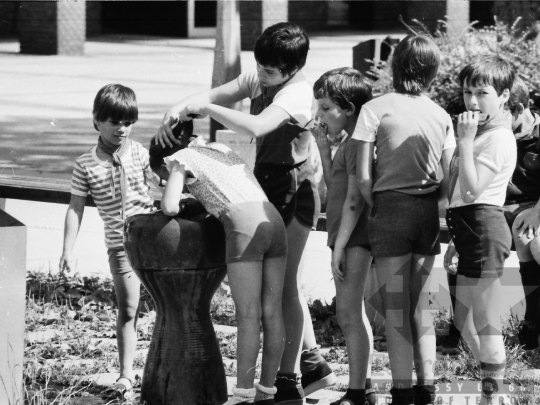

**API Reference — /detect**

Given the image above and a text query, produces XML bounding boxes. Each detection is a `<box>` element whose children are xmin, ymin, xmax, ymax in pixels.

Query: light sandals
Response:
<box><xmin>102</xmin><ymin>376</ymin><xmax>134</xmax><ymax>399</ymax></box>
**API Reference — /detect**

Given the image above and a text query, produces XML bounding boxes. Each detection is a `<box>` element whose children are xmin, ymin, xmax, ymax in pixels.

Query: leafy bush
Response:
<box><xmin>369</xmin><ymin>17</ymin><xmax>540</xmax><ymax>117</ymax></box>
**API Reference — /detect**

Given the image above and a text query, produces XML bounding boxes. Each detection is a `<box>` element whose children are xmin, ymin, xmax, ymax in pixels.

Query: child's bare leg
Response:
<box><xmin>375</xmin><ymin>255</ymin><xmax>414</xmax><ymax>388</ymax></box>
<box><xmin>112</xmin><ymin>272</ymin><xmax>141</xmax><ymax>381</ymax></box>
<box><xmin>260</xmin><ymin>256</ymin><xmax>287</xmax><ymax>387</ymax></box>
<box><xmin>471</xmin><ymin>277</ymin><xmax>505</xmax><ymax>363</ymax></box>
<box><xmin>454</xmin><ymin>277</ymin><xmax>481</xmax><ymax>363</ymax></box>
<box><xmin>228</xmin><ymin>261</ymin><xmax>265</xmax><ymax>389</ymax></box>
<box><xmin>409</xmin><ymin>254</ymin><xmax>436</xmax><ymax>385</ymax></box>
<box><xmin>467</xmin><ymin>277</ymin><xmax>506</xmax><ymax>404</ymax></box>
<box><xmin>280</xmin><ymin>217</ymin><xmax>311</xmax><ymax>374</ymax></box>
<box><xmin>334</xmin><ymin>246</ymin><xmax>373</xmax><ymax>389</ymax></box>
<box><xmin>299</xmin><ymin>249</ymin><xmax>318</xmax><ymax>351</ymax></box>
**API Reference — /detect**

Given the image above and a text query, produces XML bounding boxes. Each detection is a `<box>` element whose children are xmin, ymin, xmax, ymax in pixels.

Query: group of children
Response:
<box><xmin>58</xmin><ymin>20</ymin><xmax>540</xmax><ymax>405</ymax></box>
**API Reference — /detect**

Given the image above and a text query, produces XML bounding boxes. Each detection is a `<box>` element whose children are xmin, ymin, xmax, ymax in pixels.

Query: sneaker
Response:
<box><xmin>413</xmin><ymin>385</ymin><xmax>436</xmax><ymax>405</ymax></box>
<box><xmin>389</xmin><ymin>388</ymin><xmax>414</xmax><ymax>405</ymax></box>
<box><xmin>331</xmin><ymin>397</ymin><xmax>361</xmax><ymax>405</ymax></box>
<box><xmin>517</xmin><ymin>321</ymin><xmax>539</xmax><ymax>351</ymax></box>
<box><xmin>274</xmin><ymin>375</ymin><xmax>304</xmax><ymax>405</ymax></box>
<box><xmin>300</xmin><ymin>360</ymin><xmax>337</xmax><ymax>396</ymax></box>
<box><xmin>365</xmin><ymin>388</ymin><xmax>377</xmax><ymax>405</ymax></box>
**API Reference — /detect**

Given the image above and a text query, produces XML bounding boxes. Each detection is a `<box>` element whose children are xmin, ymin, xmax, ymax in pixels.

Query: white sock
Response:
<box><xmin>254</xmin><ymin>382</ymin><xmax>277</xmax><ymax>401</ymax></box>
<box><xmin>224</xmin><ymin>385</ymin><xmax>256</xmax><ymax>405</ymax></box>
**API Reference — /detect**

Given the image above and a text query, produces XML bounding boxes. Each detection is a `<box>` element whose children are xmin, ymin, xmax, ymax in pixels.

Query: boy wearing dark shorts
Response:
<box><xmin>156</xmin><ymin>22</ymin><xmax>333</xmax><ymax>404</ymax></box>
<box><xmin>446</xmin><ymin>55</ymin><xmax>516</xmax><ymax>405</ymax></box>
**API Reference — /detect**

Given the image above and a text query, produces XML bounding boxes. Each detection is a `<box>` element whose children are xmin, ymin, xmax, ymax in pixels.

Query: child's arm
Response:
<box><xmin>157</xmin><ymin>79</ymin><xmax>247</xmax><ymax>147</ymax></box>
<box><xmin>332</xmin><ymin>175</ymin><xmax>364</xmax><ymax>281</ymax></box>
<box><xmin>312</xmin><ymin>124</ymin><xmax>333</xmax><ymax>187</ymax></box>
<box><xmin>59</xmin><ymin>195</ymin><xmax>86</xmax><ymax>273</ymax></box>
<box><xmin>161</xmin><ymin>163</ymin><xmax>187</xmax><ymax>216</ymax></box>
<box><xmin>457</xmin><ymin>112</ymin><xmax>498</xmax><ymax>203</ymax></box>
<box><xmin>183</xmin><ymin>103</ymin><xmax>291</xmax><ymax>140</ymax></box>
<box><xmin>356</xmin><ymin>140</ymin><xmax>375</xmax><ymax>207</ymax></box>
<box><xmin>514</xmin><ymin>199</ymin><xmax>540</xmax><ymax>238</ymax></box>
<box><xmin>438</xmin><ymin>147</ymin><xmax>455</xmax><ymax>215</ymax></box>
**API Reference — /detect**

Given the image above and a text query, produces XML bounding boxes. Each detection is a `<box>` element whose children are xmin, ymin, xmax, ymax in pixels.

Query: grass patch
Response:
<box><xmin>23</xmin><ymin>270</ymin><xmax>540</xmax><ymax>403</ymax></box>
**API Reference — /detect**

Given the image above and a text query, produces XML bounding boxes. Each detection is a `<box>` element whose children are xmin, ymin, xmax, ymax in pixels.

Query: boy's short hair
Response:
<box><xmin>93</xmin><ymin>84</ymin><xmax>138</xmax><ymax>130</ymax></box>
<box><xmin>254</xmin><ymin>22</ymin><xmax>309</xmax><ymax>76</ymax></box>
<box><xmin>507</xmin><ymin>75</ymin><xmax>529</xmax><ymax>112</ymax></box>
<box><xmin>313</xmin><ymin>67</ymin><xmax>372</xmax><ymax>114</ymax></box>
<box><xmin>458</xmin><ymin>55</ymin><xmax>515</xmax><ymax>96</ymax></box>
<box><xmin>392</xmin><ymin>34</ymin><xmax>440</xmax><ymax>96</ymax></box>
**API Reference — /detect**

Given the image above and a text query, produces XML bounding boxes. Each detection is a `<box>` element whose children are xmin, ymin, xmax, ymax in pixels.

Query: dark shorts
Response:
<box><xmin>330</xmin><ymin>244</ymin><xmax>371</xmax><ymax>252</ymax></box>
<box><xmin>107</xmin><ymin>247</ymin><xmax>134</xmax><ymax>275</ymax></box>
<box><xmin>503</xmin><ymin>202</ymin><xmax>537</xmax><ymax>228</ymax></box>
<box><xmin>446</xmin><ymin>204</ymin><xmax>511</xmax><ymax>279</ymax></box>
<box><xmin>254</xmin><ymin>161</ymin><xmax>320</xmax><ymax>229</ymax></box>
<box><xmin>220</xmin><ymin>201</ymin><xmax>288</xmax><ymax>264</ymax></box>
<box><xmin>368</xmin><ymin>191</ymin><xmax>440</xmax><ymax>257</ymax></box>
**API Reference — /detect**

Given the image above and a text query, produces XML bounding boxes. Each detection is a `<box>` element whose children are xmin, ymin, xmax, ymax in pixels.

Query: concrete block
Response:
<box><xmin>0</xmin><ymin>209</ymin><xmax>26</xmax><ymax>405</ymax></box>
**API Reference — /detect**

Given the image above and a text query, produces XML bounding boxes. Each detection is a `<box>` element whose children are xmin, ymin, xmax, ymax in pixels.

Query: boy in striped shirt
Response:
<box><xmin>59</xmin><ymin>84</ymin><xmax>158</xmax><ymax>398</ymax></box>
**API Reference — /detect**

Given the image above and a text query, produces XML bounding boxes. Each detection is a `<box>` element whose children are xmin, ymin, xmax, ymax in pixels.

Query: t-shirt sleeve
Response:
<box><xmin>139</xmin><ymin>145</ymin><xmax>157</xmax><ymax>179</ymax></box>
<box><xmin>344</xmin><ymin>140</ymin><xmax>358</xmax><ymax>176</ymax></box>
<box><xmin>70</xmin><ymin>160</ymin><xmax>89</xmax><ymax>197</ymax></box>
<box><xmin>164</xmin><ymin>151</ymin><xmax>197</xmax><ymax>185</ymax></box>
<box><xmin>443</xmin><ymin>114</ymin><xmax>456</xmax><ymax>150</ymax></box>
<box><xmin>271</xmin><ymin>82</ymin><xmax>313</xmax><ymax>127</ymax></box>
<box><xmin>476</xmin><ymin>131</ymin><xmax>515</xmax><ymax>173</ymax></box>
<box><xmin>351</xmin><ymin>105</ymin><xmax>379</xmax><ymax>142</ymax></box>
<box><xmin>236</xmin><ymin>71</ymin><xmax>260</xmax><ymax>100</ymax></box>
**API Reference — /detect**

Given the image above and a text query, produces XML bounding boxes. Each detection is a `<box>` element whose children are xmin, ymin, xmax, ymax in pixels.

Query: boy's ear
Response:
<box><xmin>345</xmin><ymin>102</ymin><xmax>356</xmax><ymax>117</ymax></box>
<box><xmin>93</xmin><ymin>117</ymin><xmax>100</xmax><ymax>131</ymax></box>
<box><xmin>514</xmin><ymin>103</ymin><xmax>525</xmax><ymax>116</ymax></box>
<box><xmin>500</xmin><ymin>88</ymin><xmax>510</xmax><ymax>104</ymax></box>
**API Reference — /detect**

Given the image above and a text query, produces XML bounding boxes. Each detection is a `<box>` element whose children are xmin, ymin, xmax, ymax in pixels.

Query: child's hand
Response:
<box><xmin>515</xmin><ymin>210</ymin><xmax>540</xmax><ymax>239</ymax></box>
<box><xmin>457</xmin><ymin>111</ymin><xmax>479</xmax><ymax>142</ymax></box>
<box><xmin>59</xmin><ymin>252</ymin><xmax>74</xmax><ymax>274</ymax></box>
<box><xmin>331</xmin><ymin>247</ymin><xmax>346</xmax><ymax>282</ymax></box>
<box><xmin>443</xmin><ymin>242</ymin><xmax>458</xmax><ymax>275</ymax></box>
<box><xmin>157</xmin><ymin>106</ymin><xmax>184</xmax><ymax>148</ymax></box>
<box><xmin>313</xmin><ymin>122</ymin><xmax>331</xmax><ymax>159</ymax></box>
<box><xmin>180</xmin><ymin>104</ymin><xmax>207</xmax><ymax>121</ymax></box>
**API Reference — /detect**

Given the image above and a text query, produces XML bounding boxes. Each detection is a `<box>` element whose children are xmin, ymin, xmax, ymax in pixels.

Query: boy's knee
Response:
<box><xmin>236</xmin><ymin>304</ymin><xmax>262</xmax><ymax>323</ymax></box>
<box><xmin>336</xmin><ymin>306</ymin><xmax>363</xmax><ymax>332</ymax></box>
<box><xmin>117</xmin><ymin>305</ymin><xmax>139</xmax><ymax>322</ymax></box>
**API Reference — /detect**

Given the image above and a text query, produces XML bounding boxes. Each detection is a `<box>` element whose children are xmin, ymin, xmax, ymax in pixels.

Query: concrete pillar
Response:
<box><xmin>446</xmin><ymin>0</ymin><xmax>470</xmax><ymax>38</ymax></box>
<box><xmin>0</xmin><ymin>210</ymin><xmax>26</xmax><ymax>405</ymax></box>
<box><xmin>210</xmin><ymin>1</ymin><xmax>242</xmax><ymax>142</ymax></box>
<box><xmin>18</xmin><ymin>1</ymin><xmax>85</xmax><ymax>55</ymax></box>
<box><xmin>240</xmin><ymin>0</ymin><xmax>288</xmax><ymax>51</ymax></box>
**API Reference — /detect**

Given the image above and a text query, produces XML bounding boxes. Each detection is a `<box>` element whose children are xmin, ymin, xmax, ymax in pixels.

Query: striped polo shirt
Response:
<box><xmin>70</xmin><ymin>141</ymin><xmax>156</xmax><ymax>248</ymax></box>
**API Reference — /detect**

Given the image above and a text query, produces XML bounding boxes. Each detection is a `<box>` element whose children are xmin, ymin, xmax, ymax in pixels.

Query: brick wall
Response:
<box><xmin>57</xmin><ymin>1</ymin><xmax>85</xmax><ymax>55</ymax></box>
<box><xmin>18</xmin><ymin>2</ymin><xmax>85</xmax><ymax>55</ymax></box>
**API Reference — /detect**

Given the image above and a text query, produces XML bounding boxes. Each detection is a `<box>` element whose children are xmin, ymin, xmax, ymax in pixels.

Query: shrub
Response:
<box><xmin>369</xmin><ymin>17</ymin><xmax>540</xmax><ymax>117</ymax></box>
